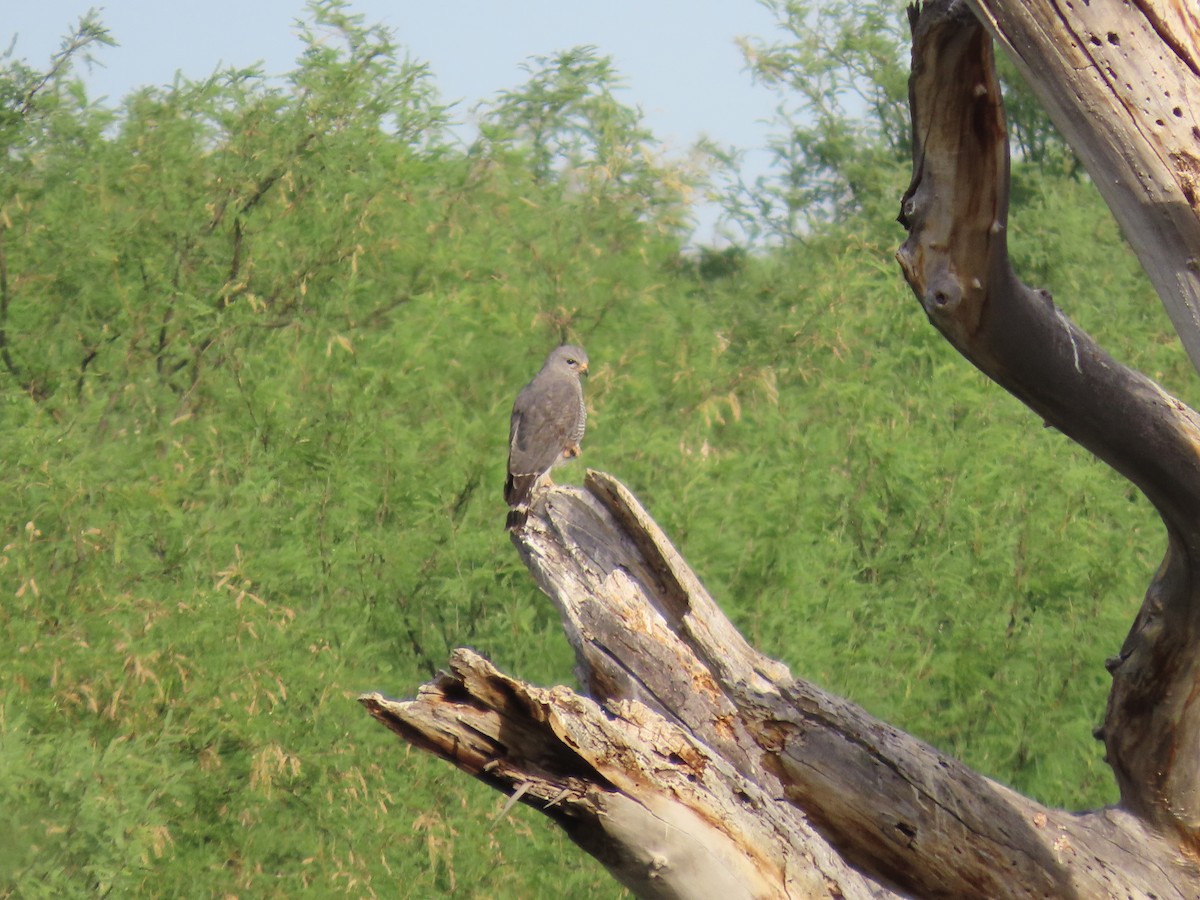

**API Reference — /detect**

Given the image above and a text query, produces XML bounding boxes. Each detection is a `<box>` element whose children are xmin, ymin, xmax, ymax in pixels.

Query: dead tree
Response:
<box><xmin>362</xmin><ymin>1</ymin><xmax>1200</xmax><ymax>895</ymax></box>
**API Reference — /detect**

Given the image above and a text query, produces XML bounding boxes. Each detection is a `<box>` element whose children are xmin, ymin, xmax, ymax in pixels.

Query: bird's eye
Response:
<box><xmin>567</xmin><ymin>358</ymin><xmax>577</xmax><ymax>366</ymax></box>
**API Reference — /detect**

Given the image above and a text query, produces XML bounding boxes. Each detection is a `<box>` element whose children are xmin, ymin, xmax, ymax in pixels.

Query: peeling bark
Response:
<box><xmin>362</xmin><ymin>645</ymin><xmax>887</xmax><ymax>900</ymax></box>
<box><xmin>899</xmin><ymin>0</ymin><xmax>1200</xmax><ymax>847</ymax></box>
<box><xmin>964</xmin><ymin>0</ymin><xmax>1200</xmax><ymax>372</ymax></box>
<box><xmin>364</xmin><ymin>473</ymin><xmax>1194</xmax><ymax>897</ymax></box>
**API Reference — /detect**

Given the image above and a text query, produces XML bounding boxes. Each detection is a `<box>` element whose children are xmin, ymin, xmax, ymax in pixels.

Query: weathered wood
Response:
<box><xmin>364</xmin><ymin>471</ymin><xmax>1194</xmax><ymax>898</ymax></box>
<box><xmin>965</xmin><ymin>0</ymin><xmax>1200</xmax><ymax>373</ymax></box>
<box><xmin>362</xmin><ymin>647</ymin><xmax>889</xmax><ymax>900</ymax></box>
<box><xmin>362</xmin><ymin>0</ymin><xmax>1200</xmax><ymax>894</ymax></box>
<box><xmin>898</xmin><ymin>0</ymin><xmax>1200</xmax><ymax>847</ymax></box>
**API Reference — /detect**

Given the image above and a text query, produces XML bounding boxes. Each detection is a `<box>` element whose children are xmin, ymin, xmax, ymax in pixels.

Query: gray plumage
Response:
<box><xmin>505</xmin><ymin>344</ymin><xmax>589</xmax><ymax>530</ymax></box>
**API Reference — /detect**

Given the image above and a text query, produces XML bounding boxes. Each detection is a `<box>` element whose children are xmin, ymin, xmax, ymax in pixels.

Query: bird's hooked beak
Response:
<box><xmin>580</xmin><ymin>362</ymin><xmax>589</xmax><ymax>376</ymax></box>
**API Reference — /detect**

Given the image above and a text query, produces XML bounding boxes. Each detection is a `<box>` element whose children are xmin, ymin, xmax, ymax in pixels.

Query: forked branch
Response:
<box><xmin>363</xmin><ymin>1</ymin><xmax>1200</xmax><ymax>893</ymax></box>
<box><xmin>363</xmin><ymin>473</ymin><xmax>1188</xmax><ymax>898</ymax></box>
<box><xmin>897</xmin><ymin>0</ymin><xmax>1200</xmax><ymax>844</ymax></box>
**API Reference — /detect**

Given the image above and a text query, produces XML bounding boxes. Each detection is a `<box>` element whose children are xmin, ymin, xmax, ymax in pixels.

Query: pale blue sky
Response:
<box><xmin>8</xmin><ymin>1</ymin><xmax>784</xmax><ymax>243</ymax></box>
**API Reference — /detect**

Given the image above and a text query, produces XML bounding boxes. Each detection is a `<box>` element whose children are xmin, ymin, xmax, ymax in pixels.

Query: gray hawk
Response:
<box><xmin>504</xmin><ymin>344</ymin><xmax>589</xmax><ymax>530</ymax></box>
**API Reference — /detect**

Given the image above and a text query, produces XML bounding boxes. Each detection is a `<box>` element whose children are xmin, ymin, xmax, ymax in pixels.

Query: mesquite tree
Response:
<box><xmin>362</xmin><ymin>1</ymin><xmax>1200</xmax><ymax>895</ymax></box>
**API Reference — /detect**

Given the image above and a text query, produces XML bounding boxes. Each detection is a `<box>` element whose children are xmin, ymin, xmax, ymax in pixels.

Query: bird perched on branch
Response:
<box><xmin>504</xmin><ymin>344</ymin><xmax>589</xmax><ymax>530</ymax></box>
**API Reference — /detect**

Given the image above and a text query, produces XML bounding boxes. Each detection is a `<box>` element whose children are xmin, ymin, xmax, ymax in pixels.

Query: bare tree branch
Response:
<box><xmin>363</xmin><ymin>1</ymin><xmax>1200</xmax><ymax>893</ymax></box>
<box><xmin>963</xmin><ymin>0</ymin><xmax>1200</xmax><ymax>373</ymax></box>
<box><xmin>363</xmin><ymin>472</ymin><xmax>1192</xmax><ymax>898</ymax></box>
<box><xmin>898</xmin><ymin>0</ymin><xmax>1200</xmax><ymax>844</ymax></box>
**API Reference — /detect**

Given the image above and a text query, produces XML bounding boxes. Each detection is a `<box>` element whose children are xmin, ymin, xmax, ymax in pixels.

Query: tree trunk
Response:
<box><xmin>364</xmin><ymin>472</ymin><xmax>1191</xmax><ymax>898</ymax></box>
<box><xmin>964</xmin><ymin>0</ymin><xmax>1200</xmax><ymax>374</ymax></box>
<box><xmin>901</xmin><ymin>0</ymin><xmax>1200</xmax><ymax>848</ymax></box>
<box><xmin>363</xmin><ymin>0</ymin><xmax>1200</xmax><ymax>895</ymax></box>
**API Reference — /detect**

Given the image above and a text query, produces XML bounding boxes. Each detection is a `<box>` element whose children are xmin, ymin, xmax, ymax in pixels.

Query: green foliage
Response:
<box><xmin>477</xmin><ymin>45</ymin><xmax>697</xmax><ymax>244</ymax></box>
<box><xmin>635</xmin><ymin>192</ymin><xmax>1179</xmax><ymax>810</ymax></box>
<box><xmin>0</xmin><ymin>10</ymin><xmax>114</xmax><ymax>160</ymax></box>
<box><xmin>726</xmin><ymin>0</ymin><xmax>913</xmax><ymax>240</ymax></box>
<box><xmin>0</xmin><ymin>0</ymin><xmax>1188</xmax><ymax>896</ymax></box>
<box><xmin>729</xmin><ymin>0</ymin><xmax>1077</xmax><ymax>241</ymax></box>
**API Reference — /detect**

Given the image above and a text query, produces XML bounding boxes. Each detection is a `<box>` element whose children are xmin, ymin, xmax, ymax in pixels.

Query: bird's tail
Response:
<box><xmin>505</xmin><ymin>471</ymin><xmax>536</xmax><ymax>530</ymax></box>
<box><xmin>505</xmin><ymin>506</ymin><xmax>529</xmax><ymax>530</ymax></box>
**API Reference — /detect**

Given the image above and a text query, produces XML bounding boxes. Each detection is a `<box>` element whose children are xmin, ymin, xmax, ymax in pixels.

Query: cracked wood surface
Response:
<box><xmin>899</xmin><ymin>0</ymin><xmax>1200</xmax><ymax>847</ymax></box>
<box><xmin>362</xmin><ymin>648</ymin><xmax>885</xmax><ymax>900</ymax></box>
<box><xmin>362</xmin><ymin>1</ymin><xmax>1200</xmax><ymax>894</ymax></box>
<box><xmin>364</xmin><ymin>472</ymin><xmax>1192</xmax><ymax>898</ymax></box>
<box><xmin>965</xmin><ymin>0</ymin><xmax>1200</xmax><ymax>372</ymax></box>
